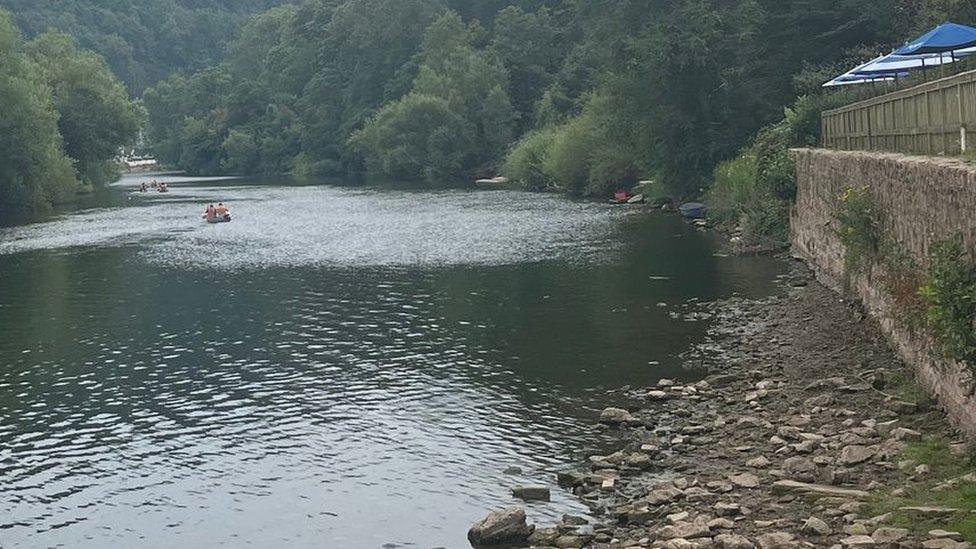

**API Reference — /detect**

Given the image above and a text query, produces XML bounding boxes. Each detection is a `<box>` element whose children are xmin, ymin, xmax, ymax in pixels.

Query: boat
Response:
<box><xmin>206</xmin><ymin>214</ymin><xmax>231</xmax><ymax>223</ymax></box>
<box><xmin>203</xmin><ymin>212</ymin><xmax>232</xmax><ymax>223</ymax></box>
<box><xmin>609</xmin><ymin>190</ymin><xmax>631</xmax><ymax>204</ymax></box>
<box><xmin>678</xmin><ymin>202</ymin><xmax>707</xmax><ymax>219</ymax></box>
<box><xmin>475</xmin><ymin>176</ymin><xmax>510</xmax><ymax>186</ymax></box>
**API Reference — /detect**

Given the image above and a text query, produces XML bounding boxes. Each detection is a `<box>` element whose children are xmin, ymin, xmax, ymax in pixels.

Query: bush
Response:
<box><xmin>544</xmin><ymin>115</ymin><xmax>595</xmax><ymax>194</ymax></box>
<box><xmin>834</xmin><ymin>186</ymin><xmax>882</xmax><ymax>271</ymax></box>
<box><xmin>350</xmin><ymin>93</ymin><xmax>474</xmax><ymax>181</ymax></box>
<box><xmin>503</xmin><ymin>128</ymin><xmax>556</xmax><ymax>190</ymax></box>
<box><xmin>919</xmin><ymin>236</ymin><xmax>976</xmax><ymax>364</ymax></box>
<box><xmin>707</xmin><ymin>153</ymin><xmax>758</xmax><ymax>227</ymax></box>
<box><xmin>503</xmin><ymin>95</ymin><xmax>644</xmax><ymax>197</ymax></box>
<box><xmin>880</xmin><ymin>242</ymin><xmax>927</xmax><ymax>330</ymax></box>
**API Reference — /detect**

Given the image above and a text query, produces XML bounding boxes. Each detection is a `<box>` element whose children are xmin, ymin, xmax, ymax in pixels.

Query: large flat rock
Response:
<box><xmin>771</xmin><ymin>480</ymin><xmax>870</xmax><ymax>499</ymax></box>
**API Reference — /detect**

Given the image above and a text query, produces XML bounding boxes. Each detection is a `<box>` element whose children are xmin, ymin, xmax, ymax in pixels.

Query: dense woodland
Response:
<box><xmin>0</xmin><ymin>0</ymin><xmax>293</xmax><ymax>94</ymax></box>
<box><xmin>4</xmin><ymin>0</ymin><xmax>976</xmax><ymax>230</ymax></box>
<box><xmin>0</xmin><ymin>11</ymin><xmax>140</xmax><ymax>217</ymax></box>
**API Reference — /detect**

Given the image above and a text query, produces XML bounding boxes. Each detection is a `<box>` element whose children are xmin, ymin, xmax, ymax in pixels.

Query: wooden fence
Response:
<box><xmin>822</xmin><ymin>69</ymin><xmax>976</xmax><ymax>155</ymax></box>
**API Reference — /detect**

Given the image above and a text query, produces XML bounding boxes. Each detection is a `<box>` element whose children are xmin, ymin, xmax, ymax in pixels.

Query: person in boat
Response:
<box><xmin>139</xmin><ymin>182</ymin><xmax>147</xmax><ymax>192</ymax></box>
<box><xmin>215</xmin><ymin>202</ymin><xmax>227</xmax><ymax>217</ymax></box>
<box><xmin>205</xmin><ymin>204</ymin><xmax>216</xmax><ymax>221</ymax></box>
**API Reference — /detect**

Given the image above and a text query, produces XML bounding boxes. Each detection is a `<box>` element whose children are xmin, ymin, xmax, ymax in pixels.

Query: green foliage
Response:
<box><xmin>503</xmin><ymin>94</ymin><xmax>642</xmax><ymax>196</ymax></box>
<box><xmin>0</xmin><ymin>0</ymin><xmax>292</xmax><ymax>94</ymax></box>
<box><xmin>863</xmin><ymin>438</ymin><xmax>976</xmax><ymax>543</ymax></box>
<box><xmin>880</xmin><ymin>242</ymin><xmax>928</xmax><ymax>330</ymax></box>
<box><xmin>919</xmin><ymin>236</ymin><xmax>976</xmax><ymax>364</ymax></box>
<box><xmin>834</xmin><ymin>186</ymin><xmax>883</xmax><ymax>271</ymax></box>
<box><xmin>350</xmin><ymin>10</ymin><xmax>516</xmax><ymax>180</ymax></box>
<box><xmin>134</xmin><ymin>0</ymin><xmax>961</xmax><ymax>189</ymax></box>
<box><xmin>706</xmin><ymin>152</ymin><xmax>789</xmax><ymax>243</ymax></box>
<box><xmin>25</xmin><ymin>31</ymin><xmax>142</xmax><ymax>185</ymax></box>
<box><xmin>350</xmin><ymin>93</ymin><xmax>473</xmax><ymax>181</ymax></box>
<box><xmin>502</xmin><ymin>128</ymin><xmax>556</xmax><ymax>190</ymax></box>
<box><xmin>0</xmin><ymin>9</ymin><xmax>136</xmax><ymax>219</ymax></box>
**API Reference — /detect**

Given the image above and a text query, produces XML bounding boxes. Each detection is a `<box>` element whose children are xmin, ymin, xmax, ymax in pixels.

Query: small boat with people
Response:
<box><xmin>202</xmin><ymin>202</ymin><xmax>231</xmax><ymax>223</ymax></box>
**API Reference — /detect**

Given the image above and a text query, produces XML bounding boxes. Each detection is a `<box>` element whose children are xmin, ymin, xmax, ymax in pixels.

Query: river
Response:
<box><xmin>0</xmin><ymin>173</ymin><xmax>785</xmax><ymax>548</ymax></box>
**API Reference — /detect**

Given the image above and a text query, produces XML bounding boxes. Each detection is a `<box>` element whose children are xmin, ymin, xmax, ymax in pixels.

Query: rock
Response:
<box><xmin>840</xmin><ymin>535</ymin><xmax>876</xmax><ymax>546</ymax></box>
<box><xmin>871</xmin><ymin>527</ymin><xmax>908</xmax><ymax>543</ymax></box>
<box><xmin>729</xmin><ymin>473</ymin><xmax>761</xmax><ymax>488</ymax></box>
<box><xmin>801</xmin><ymin>516</ymin><xmax>832</xmax><ymax>536</ymax></box>
<box><xmin>845</xmin><ymin>524</ymin><xmax>869</xmax><ymax>536</ymax></box>
<box><xmin>683</xmin><ymin>486</ymin><xmax>716</xmax><ymax>502</ymax></box>
<box><xmin>714</xmin><ymin>534</ymin><xmax>757</xmax><ymax>549</ymax></box>
<box><xmin>661</xmin><ymin>540</ymin><xmax>700</xmax><ymax>549</ymax></box>
<box><xmin>714</xmin><ymin>502</ymin><xmax>741</xmax><ymax>516</ymax></box>
<box><xmin>626</xmin><ymin>452</ymin><xmax>653</xmax><ymax>469</ymax></box>
<box><xmin>648</xmin><ymin>486</ymin><xmax>684</xmax><ymax>505</ymax></box>
<box><xmin>599</xmin><ymin>407</ymin><xmax>634</xmax><ymax>426</ymax></box>
<box><xmin>756</xmin><ymin>532</ymin><xmax>795</xmax><ymax>548</ymax></box>
<box><xmin>888</xmin><ymin>400</ymin><xmax>918</xmax><ymax>414</ymax></box>
<box><xmin>467</xmin><ymin>507</ymin><xmax>535</xmax><ymax>546</ymax></box>
<box><xmin>772</xmin><ymin>480</ymin><xmax>870</xmax><ymax>499</ymax></box>
<box><xmin>838</xmin><ymin>445</ymin><xmax>876</xmax><ymax>466</ymax></box>
<box><xmin>601</xmin><ymin>477</ymin><xmax>615</xmax><ymax>491</ymax></box>
<box><xmin>900</xmin><ymin>506</ymin><xmax>963</xmax><ymax>518</ymax></box>
<box><xmin>668</xmin><ymin>511</ymin><xmax>691</xmax><ymax>523</ymax></box>
<box><xmin>890</xmin><ymin>427</ymin><xmax>923</xmax><ymax>441</ymax></box>
<box><xmin>557</xmin><ymin>471</ymin><xmax>584</xmax><ymax>487</ymax></box>
<box><xmin>784</xmin><ymin>457</ymin><xmax>816</xmax><ymax>474</ymax></box>
<box><xmin>746</xmin><ymin>456</ymin><xmax>771</xmax><ymax>468</ymax></box>
<box><xmin>929</xmin><ymin>530</ymin><xmax>964</xmax><ymax>541</ymax></box>
<box><xmin>512</xmin><ymin>486</ymin><xmax>550</xmax><ymax>501</ymax></box>
<box><xmin>709</xmin><ymin>518</ymin><xmax>735</xmax><ymax>530</ymax></box>
<box><xmin>660</xmin><ymin>520</ymin><xmax>711</xmax><ymax>540</ymax></box>
<box><xmin>922</xmin><ymin>540</ymin><xmax>972</xmax><ymax>549</ymax></box>
<box><xmin>554</xmin><ymin>534</ymin><xmax>587</xmax><ymax>548</ymax></box>
<box><xmin>648</xmin><ymin>390</ymin><xmax>672</xmax><ymax>400</ymax></box>
<box><xmin>627</xmin><ymin>194</ymin><xmax>645</xmax><ymax>204</ymax></box>
<box><xmin>502</xmin><ymin>466</ymin><xmax>522</xmax><ymax>475</ymax></box>
<box><xmin>562</xmin><ymin>515</ymin><xmax>588</xmax><ymax>526</ymax></box>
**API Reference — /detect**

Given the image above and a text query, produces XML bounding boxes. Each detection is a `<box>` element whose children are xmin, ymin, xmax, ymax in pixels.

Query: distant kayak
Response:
<box><xmin>678</xmin><ymin>202</ymin><xmax>707</xmax><ymax>219</ymax></box>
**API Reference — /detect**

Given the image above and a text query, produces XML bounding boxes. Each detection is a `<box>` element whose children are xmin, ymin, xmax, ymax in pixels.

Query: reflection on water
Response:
<box><xmin>0</xmin><ymin>174</ymin><xmax>784</xmax><ymax>548</ymax></box>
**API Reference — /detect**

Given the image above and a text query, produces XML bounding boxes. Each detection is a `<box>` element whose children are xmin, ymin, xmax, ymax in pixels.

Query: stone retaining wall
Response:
<box><xmin>790</xmin><ymin>148</ymin><xmax>976</xmax><ymax>438</ymax></box>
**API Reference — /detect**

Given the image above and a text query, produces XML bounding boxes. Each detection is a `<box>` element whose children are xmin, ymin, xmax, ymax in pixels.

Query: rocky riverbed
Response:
<box><xmin>471</xmin><ymin>263</ymin><xmax>976</xmax><ymax>548</ymax></box>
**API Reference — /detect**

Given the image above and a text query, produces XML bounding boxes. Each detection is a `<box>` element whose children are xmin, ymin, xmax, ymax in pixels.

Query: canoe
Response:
<box><xmin>203</xmin><ymin>213</ymin><xmax>231</xmax><ymax>223</ymax></box>
<box><xmin>678</xmin><ymin>202</ymin><xmax>707</xmax><ymax>219</ymax></box>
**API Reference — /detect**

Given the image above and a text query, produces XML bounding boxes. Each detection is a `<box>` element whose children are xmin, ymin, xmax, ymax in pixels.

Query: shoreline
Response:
<box><xmin>484</xmin><ymin>261</ymin><xmax>974</xmax><ymax>548</ymax></box>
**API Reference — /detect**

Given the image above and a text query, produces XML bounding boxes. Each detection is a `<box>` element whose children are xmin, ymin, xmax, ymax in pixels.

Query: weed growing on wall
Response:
<box><xmin>919</xmin><ymin>236</ymin><xmax>976</xmax><ymax>364</ymax></box>
<box><xmin>834</xmin><ymin>186</ymin><xmax>882</xmax><ymax>273</ymax></box>
<box><xmin>880</xmin><ymin>242</ymin><xmax>928</xmax><ymax>331</ymax></box>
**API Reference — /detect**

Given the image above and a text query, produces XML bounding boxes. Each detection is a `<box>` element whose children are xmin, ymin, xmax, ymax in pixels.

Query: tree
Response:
<box><xmin>350</xmin><ymin>93</ymin><xmax>473</xmax><ymax>180</ymax></box>
<box><xmin>26</xmin><ymin>31</ymin><xmax>142</xmax><ymax>185</ymax></box>
<box><xmin>0</xmin><ymin>10</ymin><xmax>76</xmax><ymax>217</ymax></box>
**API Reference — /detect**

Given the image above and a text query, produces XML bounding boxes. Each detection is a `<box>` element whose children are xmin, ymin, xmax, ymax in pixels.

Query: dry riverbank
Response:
<box><xmin>489</xmin><ymin>262</ymin><xmax>976</xmax><ymax>548</ymax></box>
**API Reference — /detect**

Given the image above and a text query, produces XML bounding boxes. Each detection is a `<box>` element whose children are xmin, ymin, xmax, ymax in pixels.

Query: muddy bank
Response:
<box><xmin>485</xmin><ymin>263</ymin><xmax>975</xmax><ymax>548</ymax></box>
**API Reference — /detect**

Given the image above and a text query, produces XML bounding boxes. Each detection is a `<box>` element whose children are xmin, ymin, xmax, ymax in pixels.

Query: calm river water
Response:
<box><xmin>0</xmin><ymin>174</ymin><xmax>784</xmax><ymax>548</ymax></box>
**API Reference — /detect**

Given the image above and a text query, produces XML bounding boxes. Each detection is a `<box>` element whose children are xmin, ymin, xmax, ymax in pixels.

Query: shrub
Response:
<box><xmin>544</xmin><ymin>115</ymin><xmax>596</xmax><ymax>194</ymax></box>
<box><xmin>503</xmin><ymin>128</ymin><xmax>556</xmax><ymax>190</ymax></box>
<box><xmin>919</xmin><ymin>236</ymin><xmax>976</xmax><ymax>364</ymax></box>
<box><xmin>834</xmin><ymin>186</ymin><xmax>882</xmax><ymax>271</ymax></box>
<box><xmin>707</xmin><ymin>153</ymin><xmax>758</xmax><ymax>227</ymax></box>
<box><xmin>880</xmin><ymin>242</ymin><xmax>927</xmax><ymax>330</ymax></box>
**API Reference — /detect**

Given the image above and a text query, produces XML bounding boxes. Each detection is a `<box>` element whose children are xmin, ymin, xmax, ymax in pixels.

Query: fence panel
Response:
<box><xmin>822</xmin><ymin>70</ymin><xmax>976</xmax><ymax>155</ymax></box>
